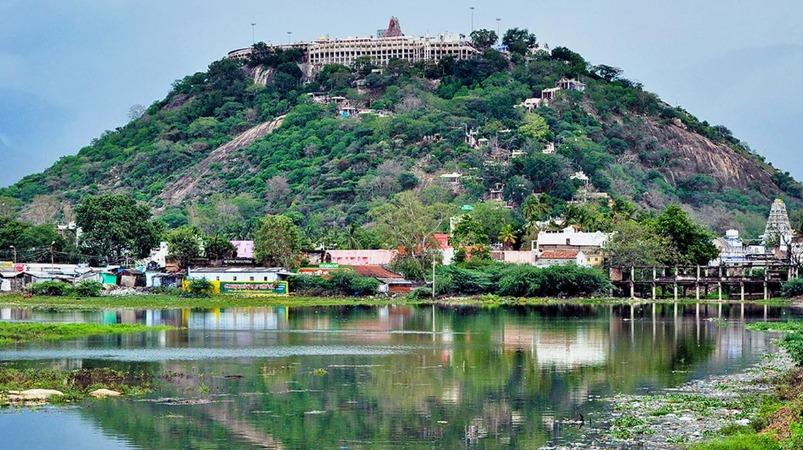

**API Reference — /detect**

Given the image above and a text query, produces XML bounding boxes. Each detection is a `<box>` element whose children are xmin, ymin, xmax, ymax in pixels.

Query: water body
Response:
<box><xmin>0</xmin><ymin>302</ymin><xmax>795</xmax><ymax>449</ymax></box>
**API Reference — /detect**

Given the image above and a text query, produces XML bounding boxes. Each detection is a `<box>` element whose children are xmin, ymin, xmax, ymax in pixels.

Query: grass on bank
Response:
<box><xmin>0</xmin><ymin>293</ymin><xmax>790</xmax><ymax>311</ymax></box>
<box><xmin>0</xmin><ymin>322</ymin><xmax>170</xmax><ymax>346</ymax></box>
<box><xmin>691</xmin><ymin>321</ymin><xmax>803</xmax><ymax>450</ymax></box>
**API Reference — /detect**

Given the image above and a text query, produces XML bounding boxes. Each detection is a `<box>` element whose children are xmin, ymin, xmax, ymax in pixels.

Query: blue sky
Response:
<box><xmin>1</xmin><ymin>0</ymin><xmax>802</xmax><ymax>187</ymax></box>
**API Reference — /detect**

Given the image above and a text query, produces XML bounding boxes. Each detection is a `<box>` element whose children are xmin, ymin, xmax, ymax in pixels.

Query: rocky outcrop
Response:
<box><xmin>642</xmin><ymin>118</ymin><xmax>778</xmax><ymax>196</ymax></box>
<box><xmin>159</xmin><ymin>115</ymin><xmax>285</xmax><ymax>207</ymax></box>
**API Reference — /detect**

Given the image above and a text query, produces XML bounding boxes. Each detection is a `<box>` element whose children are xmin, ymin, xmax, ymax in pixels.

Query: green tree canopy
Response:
<box><xmin>650</xmin><ymin>205</ymin><xmax>719</xmax><ymax>265</ymax></box>
<box><xmin>607</xmin><ymin>220</ymin><xmax>669</xmax><ymax>267</ymax></box>
<box><xmin>519</xmin><ymin>113</ymin><xmax>550</xmax><ymax>140</ymax></box>
<box><xmin>470</xmin><ymin>29</ymin><xmax>498</xmax><ymax>49</ymax></box>
<box><xmin>253</xmin><ymin>215</ymin><xmax>302</xmax><ymax>268</ymax></box>
<box><xmin>75</xmin><ymin>194</ymin><xmax>162</xmax><ymax>263</ymax></box>
<box><xmin>205</xmin><ymin>234</ymin><xmax>236</xmax><ymax>260</ymax></box>
<box><xmin>502</xmin><ymin>28</ymin><xmax>536</xmax><ymax>56</ymax></box>
<box><xmin>166</xmin><ymin>226</ymin><xmax>203</xmax><ymax>270</ymax></box>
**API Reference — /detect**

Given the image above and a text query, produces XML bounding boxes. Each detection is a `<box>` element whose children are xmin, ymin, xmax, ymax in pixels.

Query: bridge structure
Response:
<box><xmin>610</xmin><ymin>264</ymin><xmax>800</xmax><ymax>301</ymax></box>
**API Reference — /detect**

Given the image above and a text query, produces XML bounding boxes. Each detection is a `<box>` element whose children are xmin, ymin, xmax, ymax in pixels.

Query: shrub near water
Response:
<box><xmin>782</xmin><ymin>278</ymin><xmax>803</xmax><ymax>298</ymax></box>
<box><xmin>290</xmin><ymin>271</ymin><xmax>380</xmax><ymax>296</ymax></box>
<box><xmin>28</xmin><ymin>281</ymin><xmax>73</xmax><ymax>296</ymax></box>
<box><xmin>436</xmin><ymin>263</ymin><xmax>610</xmax><ymax>298</ymax></box>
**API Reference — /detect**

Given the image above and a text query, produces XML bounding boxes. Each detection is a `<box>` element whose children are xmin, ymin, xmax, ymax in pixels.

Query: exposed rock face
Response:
<box><xmin>159</xmin><ymin>115</ymin><xmax>285</xmax><ymax>207</ymax></box>
<box><xmin>642</xmin><ymin>118</ymin><xmax>777</xmax><ymax>196</ymax></box>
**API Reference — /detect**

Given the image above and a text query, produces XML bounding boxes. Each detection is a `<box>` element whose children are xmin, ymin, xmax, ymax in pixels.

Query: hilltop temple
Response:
<box><xmin>763</xmin><ymin>198</ymin><xmax>795</xmax><ymax>249</ymax></box>
<box><xmin>228</xmin><ymin>17</ymin><xmax>478</xmax><ymax>77</ymax></box>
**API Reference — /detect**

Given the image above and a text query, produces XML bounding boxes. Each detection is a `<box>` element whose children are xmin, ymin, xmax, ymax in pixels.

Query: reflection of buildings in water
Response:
<box><xmin>440</xmin><ymin>383</ymin><xmax>461</xmax><ymax>404</ymax></box>
<box><xmin>186</xmin><ymin>307</ymin><xmax>288</xmax><ymax>331</ymax></box>
<box><xmin>495</xmin><ymin>325</ymin><xmax>609</xmax><ymax>369</ymax></box>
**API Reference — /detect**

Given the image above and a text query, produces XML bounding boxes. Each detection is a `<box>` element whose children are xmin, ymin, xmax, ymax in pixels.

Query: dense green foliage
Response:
<box><xmin>75</xmin><ymin>194</ymin><xmax>162</xmax><ymax>263</ymax></box>
<box><xmin>183</xmin><ymin>278</ymin><xmax>213</xmax><ymax>297</ymax></box>
<box><xmin>434</xmin><ymin>263</ymin><xmax>610</xmax><ymax>297</ymax></box>
<box><xmin>0</xmin><ymin>321</ymin><xmax>164</xmax><ymax>346</ymax></box>
<box><xmin>27</xmin><ymin>280</ymin><xmax>103</xmax><ymax>297</ymax></box>
<box><xmin>289</xmin><ymin>270</ymin><xmax>380</xmax><ymax>296</ymax></box>
<box><xmin>27</xmin><ymin>281</ymin><xmax>73</xmax><ymax>296</ymax></box>
<box><xmin>782</xmin><ymin>278</ymin><xmax>803</xmax><ymax>298</ymax></box>
<box><xmin>0</xmin><ymin>217</ymin><xmax>78</xmax><ymax>263</ymax></box>
<box><xmin>253</xmin><ymin>214</ymin><xmax>302</xmax><ymax>267</ymax></box>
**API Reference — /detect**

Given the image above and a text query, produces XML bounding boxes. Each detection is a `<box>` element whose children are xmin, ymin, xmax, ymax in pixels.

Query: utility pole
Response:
<box><xmin>9</xmin><ymin>245</ymin><xmax>15</xmax><ymax>264</ymax></box>
<box><xmin>251</xmin><ymin>22</ymin><xmax>256</xmax><ymax>44</ymax></box>
<box><xmin>50</xmin><ymin>241</ymin><xmax>55</xmax><ymax>265</ymax></box>
<box><xmin>469</xmin><ymin>6</ymin><xmax>475</xmax><ymax>33</ymax></box>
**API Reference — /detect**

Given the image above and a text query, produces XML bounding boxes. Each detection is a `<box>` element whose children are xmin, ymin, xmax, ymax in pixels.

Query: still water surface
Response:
<box><xmin>0</xmin><ymin>302</ymin><xmax>795</xmax><ymax>449</ymax></box>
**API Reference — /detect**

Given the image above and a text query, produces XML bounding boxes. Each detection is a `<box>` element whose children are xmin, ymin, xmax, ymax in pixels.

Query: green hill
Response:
<box><xmin>2</xmin><ymin>40</ymin><xmax>801</xmax><ymax>242</ymax></box>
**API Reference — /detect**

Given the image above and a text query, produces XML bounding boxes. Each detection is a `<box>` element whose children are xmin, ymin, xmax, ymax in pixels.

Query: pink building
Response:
<box><xmin>324</xmin><ymin>250</ymin><xmax>396</xmax><ymax>266</ymax></box>
<box><xmin>230</xmin><ymin>240</ymin><xmax>254</xmax><ymax>259</ymax></box>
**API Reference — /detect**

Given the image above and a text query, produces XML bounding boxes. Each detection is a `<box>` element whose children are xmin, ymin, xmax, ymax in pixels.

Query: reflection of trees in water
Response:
<box><xmin>71</xmin><ymin>303</ymin><xmax>774</xmax><ymax>448</ymax></box>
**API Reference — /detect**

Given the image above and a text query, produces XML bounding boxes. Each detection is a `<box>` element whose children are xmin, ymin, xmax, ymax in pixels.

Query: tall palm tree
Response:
<box><xmin>498</xmin><ymin>224</ymin><xmax>517</xmax><ymax>250</ymax></box>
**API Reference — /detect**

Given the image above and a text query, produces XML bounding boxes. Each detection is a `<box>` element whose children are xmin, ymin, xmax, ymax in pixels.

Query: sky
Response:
<box><xmin>1</xmin><ymin>0</ymin><xmax>802</xmax><ymax>187</ymax></box>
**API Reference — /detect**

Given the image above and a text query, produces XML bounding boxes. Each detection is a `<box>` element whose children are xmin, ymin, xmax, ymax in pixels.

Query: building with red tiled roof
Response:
<box><xmin>535</xmin><ymin>250</ymin><xmax>589</xmax><ymax>268</ymax></box>
<box><xmin>350</xmin><ymin>265</ymin><xmax>415</xmax><ymax>294</ymax></box>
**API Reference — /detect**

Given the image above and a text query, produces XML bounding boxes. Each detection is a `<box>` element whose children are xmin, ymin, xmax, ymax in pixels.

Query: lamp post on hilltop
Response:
<box><xmin>496</xmin><ymin>18</ymin><xmax>501</xmax><ymax>37</ymax></box>
<box><xmin>251</xmin><ymin>22</ymin><xmax>256</xmax><ymax>44</ymax></box>
<box><xmin>469</xmin><ymin>6</ymin><xmax>475</xmax><ymax>33</ymax></box>
<box><xmin>287</xmin><ymin>31</ymin><xmax>293</xmax><ymax>44</ymax></box>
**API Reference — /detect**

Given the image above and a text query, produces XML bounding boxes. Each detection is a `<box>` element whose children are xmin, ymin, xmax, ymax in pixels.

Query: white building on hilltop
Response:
<box><xmin>228</xmin><ymin>17</ymin><xmax>478</xmax><ymax>77</ymax></box>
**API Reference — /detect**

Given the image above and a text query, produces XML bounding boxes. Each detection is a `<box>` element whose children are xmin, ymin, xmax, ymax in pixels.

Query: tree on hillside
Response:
<box><xmin>166</xmin><ymin>226</ymin><xmax>202</xmax><ymax>270</ymax></box>
<box><xmin>75</xmin><ymin>194</ymin><xmax>162</xmax><ymax>264</ymax></box>
<box><xmin>651</xmin><ymin>205</ymin><xmax>719</xmax><ymax>266</ymax></box>
<box><xmin>128</xmin><ymin>104</ymin><xmax>147</xmax><ymax>121</ymax></box>
<box><xmin>253</xmin><ymin>214</ymin><xmax>302</xmax><ymax>268</ymax></box>
<box><xmin>519</xmin><ymin>113</ymin><xmax>549</xmax><ymax>140</ymax></box>
<box><xmin>502</xmin><ymin>28</ymin><xmax>536</xmax><ymax>56</ymax></box>
<box><xmin>591</xmin><ymin>64</ymin><xmax>623</xmax><ymax>82</ymax></box>
<box><xmin>206</xmin><ymin>234</ymin><xmax>235</xmax><ymax>260</ymax></box>
<box><xmin>551</xmin><ymin>46</ymin><xmax>589</xmax><ymax>76</ymax></box>
<box><xmin>470</xmin><ymin>29</ymin><xmax>498</xmax><ymax>49</ymax></box>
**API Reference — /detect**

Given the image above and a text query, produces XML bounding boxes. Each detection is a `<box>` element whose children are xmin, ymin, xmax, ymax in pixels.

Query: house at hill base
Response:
<box><xmin>352</xmin><ymin>265</ymin><xmax>415</xmax><ymax>294</ymax></box>
<box><xmin>535</xmin><ymin>250</ymin><xmax>589</xmax><ymax>268</ymax></box>
<box><xmin>324</xmin><ymin>250</ymin><xmax>396</xmax><ymax>266</ymax></box>
<box><xmin>533</xmin><ymin>226</ymin><xmax>609</xmax><ymax>268</ymax></box>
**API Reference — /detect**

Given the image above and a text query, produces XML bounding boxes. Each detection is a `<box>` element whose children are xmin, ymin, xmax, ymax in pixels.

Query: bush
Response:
<box><xmin>73</xmin><ymin>281</ymin><xmax>103</xmax><ymax>297</ymax></box>
<box><xmin>28</xmin><ymin>281</ymin><xmax>73</xmax><ymax>296</ymax></box>
<box><xmin>780</xmin><ymin>333</ymin><xmax>803</xmax><ymax>367</ymax></box>
<box><xmin>782</xmin><ymin>278</ymin><xmax>803</xmax><ymax>298</ymax></box>
<box><xmin>435</xmin><ymin>263</ymin><xmax>611</xmax><ymax>298</ymax></box>
<box><xmin>183</xmin><ymin>278</ymin><xmax>213</xmax><ymax>298</ymax></box>
<box><xmin>289</xmin><ymin>271</ymin><xmax>380</xmax><ymax>296</ymax></box>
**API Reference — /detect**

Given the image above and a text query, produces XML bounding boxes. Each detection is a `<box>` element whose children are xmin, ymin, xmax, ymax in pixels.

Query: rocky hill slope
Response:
<box><xmin>2</xmin><ymin>45</ymin><xmax>800</xmax><ymax>239</ymax></box>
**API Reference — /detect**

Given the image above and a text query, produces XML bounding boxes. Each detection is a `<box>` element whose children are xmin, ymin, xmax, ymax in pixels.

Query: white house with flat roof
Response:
<box><xmin>187</xmin><ymin>267</ymin><xmax>292</xmax><ymax>283</ymax></box>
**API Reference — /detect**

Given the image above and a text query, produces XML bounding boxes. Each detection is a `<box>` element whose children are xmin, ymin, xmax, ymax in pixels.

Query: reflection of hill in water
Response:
<box><xmin>40</xmin><ymin>303</ymin><xmax>789</xmax><ymax>448</ymax></box>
